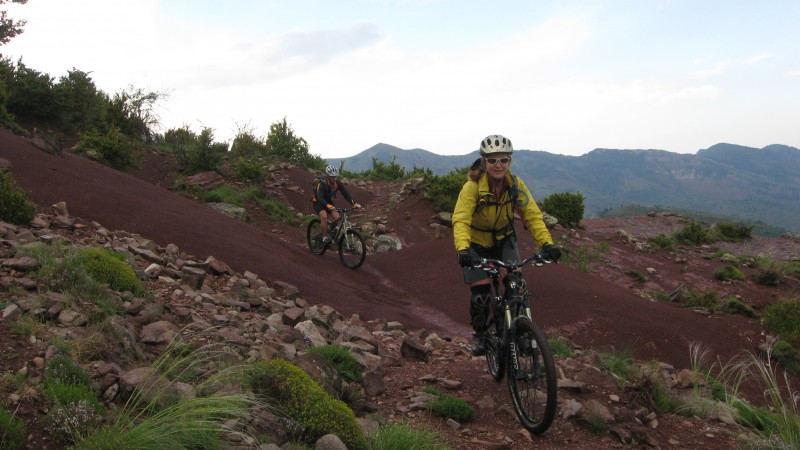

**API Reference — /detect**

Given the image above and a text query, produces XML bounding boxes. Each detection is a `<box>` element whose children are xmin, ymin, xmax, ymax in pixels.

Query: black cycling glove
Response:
<box><xmin>457</xmin><ymin>250</ymin><xmax>478</xmax><ymax>267</ymax></box>
<box><xmin>542</xmin><ymin>243</ymin><xmax>562</xmax><ymax>262</ymax></box>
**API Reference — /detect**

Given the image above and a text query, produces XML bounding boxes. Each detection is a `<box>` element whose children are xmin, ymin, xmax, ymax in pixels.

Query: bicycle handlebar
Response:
<box><xmin>334</xmin><ymin>207</ymin><xmax>362</xmax><ymax>213</ymax></box>
<box><xmin>472</xmin><ymin>253</ymin><xmax>554</xmax><ymax>271</ymax></box>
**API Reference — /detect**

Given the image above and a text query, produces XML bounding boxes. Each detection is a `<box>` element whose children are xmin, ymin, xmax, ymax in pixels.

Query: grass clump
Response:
<box><xmin>422</xmin><ymin>387</ymin><xmax>474</xmax><ymax>423</ymax></box>
<box><xmin>561</xmin><ymin>243</ymin><xmax>605</xmax><ymax>272</ymax></box>
<box><xmin>44</xmin><ymin>354</ymin><xmax>93</xmax><ymax>388</ymax></box>
<box><xmin>625</xmin><ymin>269</ymin><xmax>648</xmax><ymax>283</ymax></box>
<box><xmin>695</xmin><ymin>343</ymin><xmax>800</xmax><ymax>449</ymax></box>
<box><xmin>681</xmin><ymin>289</ymin><xmax>719</xmax><ymax>310</ymax></box>
<box><xmin>548</xmin><ymin>337</ymin><xmax>573</xmax><ymax>358</ymax></box>
<box><xmin>752</xmin><ymin>256</ymin><xmax>793</xmax><ymax>286</ymax></box>
<box><xmin>75</xmin><ymin>338</ymin><xmax>269</xmax><ymax>450</ymax></box>
<box><xmin>0</xmin><ymin>405</ymin><xmax>26</xmax><ymax>450</ymax></box>
<box><xmin>246</xmin><ymin>358</ymin><xmax>365</xmax><ymax>449</ymax></box>
<box><xmin>763</xmin><ymin>298</ymin><xmax>800</xmax><ymax>347</ymax></box>
<box><xmin>595</xmin><ymin>347</ymin><xmax>636</xmax><ymax>387</ymax></box>
<box><xmin>366</xmin><ymin>422</ymin><xmax>451</xmax><ymax>450</ymax></box>
<box><xmin>307</xmin><ymin>345</ymin><xmax>363</xmax><ymax>384</ymax></box>
<box><xmin>720</xmin><ymin>297</ymin><xmax>758</xmax><ymax>318</ymax></box>
<box><xmin>713</xmin><ymin>265</ymin><xmax>746</xmax><ymax>282</ymax></box>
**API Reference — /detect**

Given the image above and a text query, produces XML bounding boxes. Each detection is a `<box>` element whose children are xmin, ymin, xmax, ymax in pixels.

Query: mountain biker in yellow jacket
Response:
<box><xmin>453</xmin><ymin>134</ymin><xmax>561</xmax><ymax>355</ymax></box>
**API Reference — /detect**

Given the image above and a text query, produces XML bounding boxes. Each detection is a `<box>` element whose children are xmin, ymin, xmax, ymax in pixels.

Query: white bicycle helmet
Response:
<box><xmin>479</xmin><ymin>135</ymin><xmax>513</xmax><ymax>156</ymax></box>
<box><xmin>325</xmin><ymin>164</ymin><xmax>339</xmax><ymax>176</ymax></box>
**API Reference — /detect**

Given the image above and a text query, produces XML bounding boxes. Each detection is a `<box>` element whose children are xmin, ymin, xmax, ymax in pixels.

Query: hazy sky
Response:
<box><xmin>3</xmin><ymin>0</ymin><xmax>799</xmax><ymax>158</ymax></box>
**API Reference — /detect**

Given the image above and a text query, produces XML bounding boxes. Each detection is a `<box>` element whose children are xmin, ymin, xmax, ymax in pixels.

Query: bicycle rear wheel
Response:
<box><xmin>306</xmin><ymin>218</ymin><xmax>327</xmax><ymax>255</ymax></box>
<box><xmin>507</xmin><ymin>317</ymin><xmax>557</xmax><ymax>434</ymax></box>
<box><xmin>338</xmin><ymin>229</ymin><xmax>366</xmax><ymax>269</ymax></box>
<box><xmin>484</xmin><ymin>302</ymin><xmax>505</xmax><ymax>382</ymax></box>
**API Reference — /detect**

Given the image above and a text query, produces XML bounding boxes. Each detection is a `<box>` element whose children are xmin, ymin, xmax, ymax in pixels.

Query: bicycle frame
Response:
<box><xmin>472</xmin><ymin>252</ymin><xmax>557</xmax><ymax>434</ymax></box>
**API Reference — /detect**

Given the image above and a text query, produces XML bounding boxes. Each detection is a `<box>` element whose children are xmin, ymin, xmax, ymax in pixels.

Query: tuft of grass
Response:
<box><xmin>0</xmin><ymin>405</ymin><xmax>27</xmax><ymax>450</ymax></box>
<box><xmin>366</xmin><ymin>423</ymin><xmax>451</xmax><ymax>450</ymax></box>
<box><xmin>625</xmin><ymin>269</ymin><xmax>648</xmax><ymax>283</ymax></box>
<box><xmin>689</xmin><ymin>343</ymin><xmax>800</xmax><ymax>449</ymax></box>
<box><xmin>561</xmin><ymin>243</ymin><xmax>605</xmax><ymax>272</ymax></box>
<box><xmin>426</xmin><ymin>392</ymin><xmax>474</xmax><ymax>423</ymax></box>
<box><xmin>763</xmin><ymin>298</ymin><xmax>800</xmax><ymax>347</ymax></box>
<box><xmin>713</xmin><ymin>265</ymin><xmax>746</xmax><ymax>282</ymax></box>
<box><xmin>548</xmin><ymin>337</ymin><xmax>573</xmax><ymax>358</ymax></box>
<box><xmin>308</xmin><ymin>345</ymin><xmax>364</xmax><ymax>384</ymax></box>
<box><xmin>720</xmin><ymin>297</ymin><xmax>758</xmax><ymax>318</ymax></box>
<box><xmin>595</xmin><ymin>347</ymin><xmax>636</xmax><ymax>387</ymax></box>
<box><xmin>75</xmin><ymin>335</ymin><xmax>272</xmax><ymax>450</ymax></box>
<box><xmin>682</xmin><ymin>289</ymin><xmax>719</xmax><ymax>310</ymax></box>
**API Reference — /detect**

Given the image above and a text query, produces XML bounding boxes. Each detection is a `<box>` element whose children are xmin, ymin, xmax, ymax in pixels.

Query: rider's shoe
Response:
<box><xmin>471</xmin><ymin>332</ymin><xmax>488</xmax><ymax>356</ymax></box>
<box><xmin>322</xmin><ymin>236</ymin><xmax>332</xmax><ymax>245</ymax></box>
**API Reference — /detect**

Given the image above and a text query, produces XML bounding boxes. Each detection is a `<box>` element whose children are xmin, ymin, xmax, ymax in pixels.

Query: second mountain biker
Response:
<box><xmin>311</xmin><ymin>165</ymin><xmax>361</xmax><ymax>245</ymax></box>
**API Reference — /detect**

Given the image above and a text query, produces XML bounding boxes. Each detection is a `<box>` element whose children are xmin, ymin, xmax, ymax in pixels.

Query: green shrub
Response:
<box><xmin>720</xmin><ymin>297</ymin><xmax>758</xmax><ymax>318</ymax></box>
<box><xmin>44</xmin><ymin>354</ymin><xmax>93</xmax><ymax>387</ymax></box>
<box><xmin>355</xmin><ymin>156</ymin><xmax>408</xmax><ymax>181</ymax></box>
<box><xmin>763</xmin><ymin>299</ymin><xmax>800</xmax><ymax>347</ymax></box>
<box><xmin>713</xmin><ymin>265</ymin><xmax>745</xmax><ymax>281</ymax></box>
<box><xmin>682</xmin><ymin>289</ymin><xmax>719</xmax><ymax>309</ymax></box>
<box><xmin>75</xmin><ymin>247</ymin><xmax>143</xmax><ymax>294</ymax></box>
<box><xmin>172</xmin><ymin>127</ymin><xmax>226</xmax><ymax>174</ymax></box>
<box><xmin>196</xmin><ymin>185</ymin><xmax>245</xmax><ymax>207</ymax></box>
<box><xmin>0</xmin><ymin>170</ymin><xmax>36</xmax><ymax>225</ymax></box>
<box><xmin>307</xmin><ymin>345</ymin><xmax>363</xmax><ymax>384</ymax></box>
<box><xmin>713</xmin><ymin>221</ymin><xmax>754</xmax><ymax>241</ymax></box>
<box><xmin>540</xmin><ymin>191</ymin><xmax>585</xmax><ymax>228</ymax></box>
<box><xmin>233</xmin><ymin>157</ymin><xmax>265</xmax><ymax>183</ymax></box>
<box><xmin>75</xmin><ymin>127</ymin><xmax>141</xmax><ymax>171</ymax></box>
<box><xmin>672</xmin><ymin>221</ymin><xmax>716</xmax><ymax>246</ymax></box>
<box><xmin>423</xmin><ymin>167</ymin><xmax>468</xmax><ymax>213</ymax></box>
<box><xmin>246</xmin><ymin>359</ymin><xmax>365</xmax><ymax>449</ymax></box>
<box><xmin>648</xmin><ymin>234</ymin><xmax>675</xmax><ymax>251</ymax></box>
<box><xmin>0</xmin><ymin>405</ymin><xmax>26</xmax><ymax>450</ymax></box>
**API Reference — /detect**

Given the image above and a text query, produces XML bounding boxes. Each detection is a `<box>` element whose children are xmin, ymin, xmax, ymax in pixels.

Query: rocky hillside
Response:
<box><xmin>2</xmin><ymin>128</ymin><xmax>800</xmax><ymax>449</ymax></box>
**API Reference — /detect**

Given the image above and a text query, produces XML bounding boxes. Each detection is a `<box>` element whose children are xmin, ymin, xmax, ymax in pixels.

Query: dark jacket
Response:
<box><xmin>312</xmin><ymin>176</ymin><xmax>354</xmax><ymax>210</ymax></box>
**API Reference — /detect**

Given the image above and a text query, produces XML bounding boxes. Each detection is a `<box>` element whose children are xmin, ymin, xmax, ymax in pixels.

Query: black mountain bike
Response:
<box><xmin>472</xmin><ymin>253</ymin><xmax>558</xmax><ymax>434</ymax></box>
<box><xmin>306</xmin><ymin>207</ymin><xmax>367</xmax><ymax>269</ymax></box>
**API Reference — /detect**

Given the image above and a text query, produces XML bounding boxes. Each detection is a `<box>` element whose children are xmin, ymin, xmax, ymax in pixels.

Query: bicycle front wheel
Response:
<box><xmin>507</xmin><ymin>317</ymin><xmax>557</xmax><ymax>434</ymax></box>
<box><xmin>338</xmin><ymin>229</ymin><xmax>366</xmax><ymax>269</ymax></box>
<box><xmin>306</xmin><ymin>218</ymin><xmax>327</xmax><ymax>255</ymax></box>
<box><xmin>485</xmin><ymin>305</ymin><xmax>505</xmax><ymax>382</ymax></box>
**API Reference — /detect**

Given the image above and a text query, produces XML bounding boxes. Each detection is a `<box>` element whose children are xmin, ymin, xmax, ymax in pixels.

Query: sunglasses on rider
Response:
<box><xmin>485</xmin><ymin>157</ymin><xmax>511</xmax><ymax>165</ymax></box>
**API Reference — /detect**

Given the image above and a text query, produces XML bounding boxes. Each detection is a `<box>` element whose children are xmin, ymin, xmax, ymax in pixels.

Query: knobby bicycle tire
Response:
<box><xmin>507</xmin><ymin>317</ymin><xmax>557</xmax><ymax>434</ymax></box>
<box><xmin>485</xmin><ymin>298</ymin><xmax>505</xmax><ymax>382</ymax></box>
<box><xmin>306</xmin><ymin>218</ymin><xmax>327</xmax><ymax>255</ymax></box>
<box><xmin>338</xmin><ymin>229</ymin><xmax>366</xmax><ymax>269</ymax></box>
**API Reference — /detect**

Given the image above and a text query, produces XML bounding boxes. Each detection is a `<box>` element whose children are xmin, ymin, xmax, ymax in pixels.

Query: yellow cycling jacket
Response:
<box><xmin>452</xmin><ymin>172</ymin><xmax>553</xmax><ymax>251</ymax></box>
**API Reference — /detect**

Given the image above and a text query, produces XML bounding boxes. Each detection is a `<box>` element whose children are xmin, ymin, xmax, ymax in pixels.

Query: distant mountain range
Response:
<box><xmin>328</xmin><ymin>143</ymin><xmax>800</xmax><ymax>233</ymax></box>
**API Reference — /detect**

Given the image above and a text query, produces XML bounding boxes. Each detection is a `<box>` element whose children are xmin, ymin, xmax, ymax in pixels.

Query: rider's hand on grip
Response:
<box><xmin>542</xmin><ymin>243</ymin><xmax>562</xmax><ymax>262</ymax></box>
<box><xmin>457</xmin><ymin>250</ymin><xmax>478</xmax><ymax>267</ymax></box>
